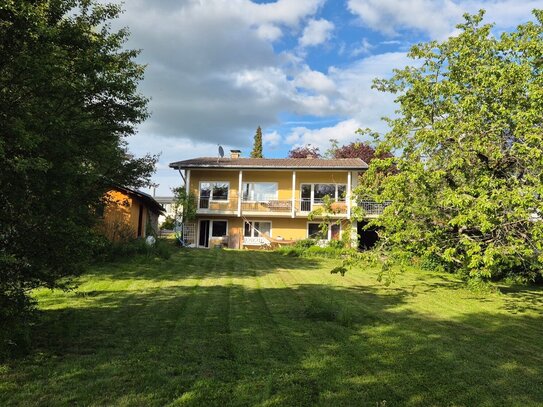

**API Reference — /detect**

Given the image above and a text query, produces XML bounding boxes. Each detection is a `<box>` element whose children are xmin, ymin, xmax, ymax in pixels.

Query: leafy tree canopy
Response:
<box><xmin>358</xmin><ymin>10</ymin><xmax>543</xmax><ymax>283</ymax></box>
<box><xmin>250</xmin><ymin>126</ymin><xmax>263</xmax><ymax>158</ymax></box>
<box><xmin>288</xmin><ymin>144</ymin><xmax>321</xmax><ymax>158</ymax></box>
<box><xmin>328</xmin><ymin>136</ymin><xmax>393</xmax><ymax>164</ymax></box>
<box><xmin>0</xmin><ymin>0</ymin><xmax>156</xmax><ymax>353</ymax></box>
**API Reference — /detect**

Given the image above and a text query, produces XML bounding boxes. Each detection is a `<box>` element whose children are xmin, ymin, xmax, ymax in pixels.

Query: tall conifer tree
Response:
<box><xmin>250</xmin><ymin>126</ymin><xmax>264</xmax><ymax>158</ymax></box>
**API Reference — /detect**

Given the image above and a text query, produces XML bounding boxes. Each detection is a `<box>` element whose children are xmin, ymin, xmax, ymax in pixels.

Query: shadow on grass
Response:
<box><xmin>2</xmin><ymin>280</ymin><xmax>542</xmax><ymax>406</ymax></box>
<box><xmin>88</xmin><ymin>249</ymin><xmax>326</xmax><ymax>282</ymax></box>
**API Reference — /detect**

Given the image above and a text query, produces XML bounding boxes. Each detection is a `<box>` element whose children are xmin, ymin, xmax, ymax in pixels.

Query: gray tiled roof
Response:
<box><xmin>169</xmin><ymin>157</ymin><xmax>368</xmax><ymax>170</ymax></box>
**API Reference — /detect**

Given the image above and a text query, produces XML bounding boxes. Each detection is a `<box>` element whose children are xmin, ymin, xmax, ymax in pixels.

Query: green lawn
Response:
<box><xmin>1</xmin><ymin>248</ymin><xmax>543</xmax><ymax>406</ymax></box>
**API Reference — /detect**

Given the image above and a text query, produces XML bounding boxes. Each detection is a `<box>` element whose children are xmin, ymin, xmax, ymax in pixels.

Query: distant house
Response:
<box><xmin>154</xmin><ymin>196</ymin><xmax>178</xmax><ymax>225</ymax></box>
<box><xmin>100</xmin><ymin>185</ymin><xmax>164</xmax><ymax>241</ymax></box>
<box><xmin>169</xmin><ymin>150</ymin><xmax>385</xmax><ymax>249</ymax></box>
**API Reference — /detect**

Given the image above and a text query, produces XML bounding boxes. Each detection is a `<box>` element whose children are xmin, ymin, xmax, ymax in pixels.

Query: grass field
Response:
<box><xmin>1</xmin><ymin>248</ymin><xmax>543</xmax><ymax>406</ymax></box>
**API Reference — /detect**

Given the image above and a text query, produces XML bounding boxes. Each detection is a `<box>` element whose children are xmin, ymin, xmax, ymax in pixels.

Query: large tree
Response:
<box><xmin>250</xmin><ymin>126</ymin><xmax>263</xmax><ymax>158</ymax></box>
<box><xmin>359</xmin><ymin>10</ymin><xmax>543</xmax><ymax>283</ymax></box>
<box><xmin>0</xmin><ymin>0</ymin><xmax>156</xmax><ymax>353</ymax></box>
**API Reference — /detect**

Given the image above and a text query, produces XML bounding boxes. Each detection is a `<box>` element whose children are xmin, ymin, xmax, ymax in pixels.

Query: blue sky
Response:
<box><xmin>114</xmin><ymin>0</ymin><xmax>540</xmax><ymax>195</ymax></box>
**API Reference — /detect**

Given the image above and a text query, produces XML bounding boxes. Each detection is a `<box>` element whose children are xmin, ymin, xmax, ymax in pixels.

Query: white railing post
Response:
<box><xmin>291</xmin><ymin>170</ymin><xmax>296</xmax><ymax>218</ymax></box>
<box><xmin>238</xmin><ymin>170</ymin><xmax>243</xmax><ymax>217</ymax></box>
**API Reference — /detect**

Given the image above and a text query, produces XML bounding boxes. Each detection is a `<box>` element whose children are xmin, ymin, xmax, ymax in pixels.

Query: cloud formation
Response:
<box><xmin>299</xmin><ymin>19</ymin><xmax>335</xmax><ymax>47</ymax></box>
<box><xmin>347</xmin><ymin>0</ymin><xmax>541</xmax><ymax>39</ymax></box>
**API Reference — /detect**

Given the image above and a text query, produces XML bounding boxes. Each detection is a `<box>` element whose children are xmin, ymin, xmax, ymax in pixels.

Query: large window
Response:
<box><xmin>307</xmin><ymin>222</ymin><xmax>341</xmax><ymax>240</ymax></box>
<box><xmin>199</xmin><ymin>181</ymin><xmax>229</xmax><ymax>204</ymax></box>
<box><xmin>211</xmin><ymin>220</ymin><xmax>228</xmax><ymax>237</ymax></box>
<box><xmin>301</xmin><ymin>183</ymin><xmax>347</xmax><ymax>210</ymax></box>
<box><xmin>244</xmin><ymin>221</ymin><xmax>272</xmax><ymax>237</ymax></box>
<box><xmin>242</xmin><ymin>182</ymin><xmax>278</xmax><ymax>201</ymax></box>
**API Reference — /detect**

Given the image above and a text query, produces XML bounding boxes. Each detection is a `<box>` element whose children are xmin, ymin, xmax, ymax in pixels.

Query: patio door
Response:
<box><xmin>301</xmin><ymin>184</ymin><xmax>312</xmax><ymax>211</ymax></box>
<box><xmin>198</xmin><ymin>220</ymin><xmax>210</xmax><ymax>248</ymax></box>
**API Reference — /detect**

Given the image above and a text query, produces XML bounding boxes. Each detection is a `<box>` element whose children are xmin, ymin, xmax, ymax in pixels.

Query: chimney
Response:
<box><xmin>230</xmin><ymin>149</ymin><xmax>241</xmax><ymax>159</ymax></box>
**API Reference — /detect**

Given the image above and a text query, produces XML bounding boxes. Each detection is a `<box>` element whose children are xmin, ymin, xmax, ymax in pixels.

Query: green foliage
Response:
<box><xmin>250</xmin><ymin>126</ymin><xmax>263</xmax><ymax>158</ymax></box>
<box><xmin>172</xmin><ymin>187</ymin><xmax>197</xmax><ymax>222</ymax></box>
<box><xmin>358</xmin><ymin>10</ymin><xmax>543</xmax><ymax>282</ymax></box>
<box><xmin>160</xmin><ymin>215</ymin><xmax>176</xmax><ymax>230</ymax></box>
<box><xmin>0</xmin><ymin>0</ymin><xmax>155</xmax><ymax>355</ymax></box>
<box><xmin>277</xmin><ymin>242</ymin><xmax>353</xmax><ymax>259</ymax></box>
<box><xmin>93</xmin><ymin>236</ymin><xmax>175</xmax><ymax>262</ymax></box>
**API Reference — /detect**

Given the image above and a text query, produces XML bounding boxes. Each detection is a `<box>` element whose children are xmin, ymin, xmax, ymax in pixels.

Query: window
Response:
<box><xmin>313</xmin><ymin>184</ymin><xmax>336</xmax><ymax>202</ymax></box>
<box><xmin>212</xmin><ymin>182</ymin><xmax>229</xmax><ymax>200</ymax></box>
<box><xmin>200</xmin><ymin>182</ymin><xmax>229</xmax><ymax>201</ymax></box>
<box><xmin>242</xmin><ymin>183</ymin><xmax>278</xmax><ymax>201</ymax></box>
<box><xmin>307</xmin><ymin>222</ymin><xmax>341</xmax><ymax>240</ymax></box>
<box><xmin>300</xmin><ymin>183</ymin><xmax>348</xmax><ymax>210</ymax></box>
<box><xmin>244</xmin><ymin>221</ymin><xmax>272</xmax><ymax>237</ymax></box>
<box><xmin>307</xmin><ymin>223</ymin><xmax>324</xmax><ymax>239</ymax></box>
<box><xmin>211</xmin><ymin>220</ymin><xmax>227</xmax><ymax>237</ymax></box>
<box><xmin>337</xmin><ymin>185</ymin><xmax>347</xmax><ymax>201</ymax></box>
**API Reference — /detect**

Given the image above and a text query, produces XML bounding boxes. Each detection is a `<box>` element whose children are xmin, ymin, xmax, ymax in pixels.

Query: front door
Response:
<box><xmin>198</xmin><ymin>220</ymin><xmax>210</xmax><ymax>248</ymax></box>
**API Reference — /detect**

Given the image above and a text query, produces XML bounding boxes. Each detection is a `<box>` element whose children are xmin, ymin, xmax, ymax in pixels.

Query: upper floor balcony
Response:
<box><xmin>196</xmin><ymin>193</ymin><xmax>387</xmax><ymax>218</ymax></box>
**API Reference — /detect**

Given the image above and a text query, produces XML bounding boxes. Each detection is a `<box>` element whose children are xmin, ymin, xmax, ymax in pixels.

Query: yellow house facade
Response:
<box><xmin>170</xmin><ymin>152</ymin><xmax>373</xmax><ymax>249</ymax></box>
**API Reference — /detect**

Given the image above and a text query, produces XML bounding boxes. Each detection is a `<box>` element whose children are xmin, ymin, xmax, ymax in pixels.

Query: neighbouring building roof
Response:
<box><xmin>154</xmin><ymin>196</ymin><xmax>175</xmax><ymax>204</ymax></box>
<box><xmin>169</xmin><ymin>157</ymin><xmax>368</xmax><ymax>170</ymax></box>
<box><xmin>111</xmin><ymin>185</ymin><xmax>165</xmax><ymax>214</ymax></box>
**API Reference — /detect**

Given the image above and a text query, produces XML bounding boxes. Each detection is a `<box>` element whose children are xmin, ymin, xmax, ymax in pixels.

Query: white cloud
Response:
<box><xmin>299</xmin><ymin>19</ymin><xmax>335</xmax><ymax>47</ymax></box>
<box><xmin>256</xmin><ymin>24</ymin><xmax>283</xmax><ymax>41</ymax></box>
<box><xmin>263</xmin><ymin>131</ymin><xmax>282</xmax><ymax>149</ymax></box>
<box><xmin>347</xmin><ymin>0</ymin><xmax>540</xmax><ymax>39</ymax></box>
<box><xmin>294</xmin><ymin>69</ymin><xmax>336</xmax><ymax>93</ymax></box>
<box><xmin>351</xmin><ymin>38</ymin><xmax>373</xmax><ymax>57</ymax></box>
<box><xmin>286</xmin><ymin>119</ymin><xmax>362</xmax><ymax>150</ymax></box>
<box><xmin>347</xmin><ymin>0</ymin><xmax>461</xmax><ymax>38</ymax></box>
<box><xmin>328</xmin><ymin>52</ymin><xmax>415</xmax><ymax>129</ymax></box>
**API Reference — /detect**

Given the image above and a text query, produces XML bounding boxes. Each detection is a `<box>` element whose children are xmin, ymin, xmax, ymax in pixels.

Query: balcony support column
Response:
<box><xmin>291</xmin><ymin>171</ymin><xmax>296</xmax><ymax>218</ymax></box>
<box><xmin>350</xmin><ymin>171</ymin><xmax>359</xmax><ymax>248</ymax></box>
<box><xmin>347</xmin><ymin>171</ymin><xmax>352</xmax><ymax>218</ymax></box>
<box><xmin>238</xmin><ymin>170</ymin><xmax>243</xmax><ymax>217</ymax></box>
<box><xmin>185</xmin><ymin>169</ymin><xmax>191</xmax><ymax>195</ymax></box>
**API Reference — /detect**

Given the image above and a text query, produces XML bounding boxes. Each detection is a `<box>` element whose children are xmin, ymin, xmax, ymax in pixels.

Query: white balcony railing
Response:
<box><xmin>358</xmin><ymin>200</ymin><xmax>391</xmax><ymax>215</ymax></box>
<box><xmin>196</xmin><ymin>195</ymin><xmax>388</xmax><ymax>217</ymax></box>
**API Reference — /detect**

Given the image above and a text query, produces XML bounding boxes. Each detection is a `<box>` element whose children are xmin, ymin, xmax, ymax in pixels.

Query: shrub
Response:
<box><xmin>93</xmin><ymin>237</ymin><xmax>175</xmax><ymax>262</ymax></box>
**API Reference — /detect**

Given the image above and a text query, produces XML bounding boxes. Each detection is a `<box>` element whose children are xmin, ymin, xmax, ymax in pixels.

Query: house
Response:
<box><xmin>169</xmin><ymin>150</ymin><xmax>383</xmax><ymax>249</ymax></box>
<box><xmin>100</xmin><ymin>185</ymin><xmax>165</xmax><ymax>241</ymax></box>
<box><xmin>154</xmin><ymin>196</ymin><xmax>178</xmax><ymax>225</ymax></box>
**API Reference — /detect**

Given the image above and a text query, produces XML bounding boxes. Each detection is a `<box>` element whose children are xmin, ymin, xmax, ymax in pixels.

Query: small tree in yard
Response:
<box><xmin>0</xmin><ymin>1</ymin><xmax>156</xmax><ymax>355</ymax></box>
<box><xmin>358</xmin><ymin>10</ymin><xmax>543</xmax><ymax>284</ymax></box>
<box><xmin>250</xmin><ymin>126</ymin><xmax>264</xmax><ymax>158</ymax></box>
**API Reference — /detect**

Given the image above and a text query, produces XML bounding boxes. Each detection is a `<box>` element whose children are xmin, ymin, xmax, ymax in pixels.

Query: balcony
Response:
<box><xmin>358</xmin><ymin>200</ymin><xmax>391</xmax><ymax>216</ymax></box>
<box><xmin>196</xmin><ymin>195</ymin><xmax>352</xmax><ymax>217</ymax></box>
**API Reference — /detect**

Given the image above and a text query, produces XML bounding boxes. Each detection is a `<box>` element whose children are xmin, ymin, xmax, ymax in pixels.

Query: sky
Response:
<box><xmin>110</xmin><ymin>0</ymin><xmax>540</xmax><ymax>196</ymax></box>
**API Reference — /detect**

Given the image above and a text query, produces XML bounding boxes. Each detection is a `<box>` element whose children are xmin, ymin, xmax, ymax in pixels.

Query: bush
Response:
<box><xmin>92</xmin><ymin>237</ymin><xmax>175</xmax><ymax>262</ymax></box>
<box><xmin>295</xmin><ymin>239</ymin><xmax>317</xmax><ymax>249</ymax></box>
<box><xmin>277</xmin><ymin>241</ymin><xmax>351</xmax><ymax>259</ymax></box>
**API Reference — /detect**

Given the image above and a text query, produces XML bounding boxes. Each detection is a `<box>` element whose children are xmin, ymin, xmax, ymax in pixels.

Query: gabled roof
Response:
<box><xmin>111</xmin><ymin>185</ymin><xmax>165</xmax><ymax>214</ymax></box>
<box><xmin>169</xmin><ymin>157</ymin><xmax>368</xmax><ymax>170</ymax></box>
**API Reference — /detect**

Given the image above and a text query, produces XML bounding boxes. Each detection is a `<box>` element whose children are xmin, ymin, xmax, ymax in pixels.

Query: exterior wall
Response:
<box><xmin>189</xmin><ymin>169</ymin><xmax>350</xmax><ymax>202</ymax></box>
<box><xmin>192</xmin><ymin>215</ymin><xmax>352</xmax><ymax>248</ymax></box>
<box><xmin>186</xmin><ymin>168</ymin><xmax>355</xmax><ymax>248</ymax></box>
<box><xmin>101</xmin><ymin>190</ymin><xmax>158</xmax><ymax>240</ymax></box>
